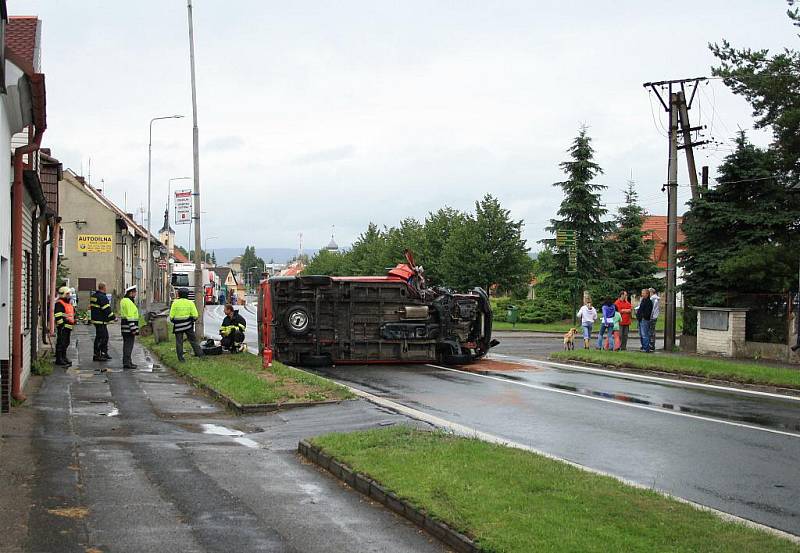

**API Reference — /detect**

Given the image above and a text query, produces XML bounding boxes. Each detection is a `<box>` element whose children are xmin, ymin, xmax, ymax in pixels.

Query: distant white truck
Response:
<box><xmin>170</xmin><ymin>263</ymin><xmax>219</xmax><ymax>304</ymax></box>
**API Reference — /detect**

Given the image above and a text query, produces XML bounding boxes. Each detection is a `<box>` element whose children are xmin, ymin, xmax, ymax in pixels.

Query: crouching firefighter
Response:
<box><xmin>119</xmin><ymin>285</ymin><xmax>140</xmax><ymax>369</ymax></box>
<box><xmin>90</xmin><ymin>282</ymin><xmax>116</xmax><ymax>361</ymax></box>
<box><xmin>170</xmin><ymin>288</ymin><xmax>204</xmax><ymax>362</ymax></box>
<box><xmin>54</xmin><ymin>286</ymin><xmax>76</xmax><ymax>366</ymax></box>
<box><xmin>220</xmin><ymin>303</ymin><xmax>246</xmax><ymax>352</ymax></box>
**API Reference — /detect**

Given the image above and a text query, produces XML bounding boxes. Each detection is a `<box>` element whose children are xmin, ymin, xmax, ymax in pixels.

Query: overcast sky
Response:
<box><xmin>17</xmin><ymin>1</ymin><xmax>797</xmax><ymax>254</ymax></box>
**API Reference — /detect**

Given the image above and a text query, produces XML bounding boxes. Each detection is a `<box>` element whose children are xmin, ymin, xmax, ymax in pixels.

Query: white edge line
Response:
<box><xmin>338</xmin><ymin>380</ymin><xmax>800</xmax><ymax>544</ymax></box>
<box><xmin>426</xmin><ymin>364</ymin><xmax>800</xmax><ymax>439</ymax></box>
<box><xmin>491</xmin><ymin>353</ymin><xmax>800</xmax><ymax>402</ymax></box>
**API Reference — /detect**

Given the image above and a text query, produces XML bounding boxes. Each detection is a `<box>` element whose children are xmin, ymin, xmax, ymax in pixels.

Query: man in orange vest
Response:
<box><xmin>54</xmin><ymin>286</ymin><xmax>76</xmax><ymax>366</ymax></box>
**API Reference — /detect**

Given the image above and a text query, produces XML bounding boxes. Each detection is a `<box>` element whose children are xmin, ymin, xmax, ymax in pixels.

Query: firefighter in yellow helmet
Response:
<box><xmin>54</xmin><ymin>286</ymin><xmax>76</xmax><ymax>366</ymax></box>
<box><xmin>169</xmin><ymin>288</ymin><xmax>204</xmax><ymax>361</ymax></box>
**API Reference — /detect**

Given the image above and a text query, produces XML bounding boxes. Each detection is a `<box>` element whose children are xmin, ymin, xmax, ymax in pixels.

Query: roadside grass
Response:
<box><xmin>141</xmin><ymin>335</ymin><xmax>354</xmax><ymax>405</ymax></box>
<box><xmin>551</xmin><ymin>349</ymin><xmax>800</xmax><ymax>389</ymax></box>
<box><xmin>312</xmin><ymin>426</ymin><xmax>799</xmax><ymax>553</ymax></box>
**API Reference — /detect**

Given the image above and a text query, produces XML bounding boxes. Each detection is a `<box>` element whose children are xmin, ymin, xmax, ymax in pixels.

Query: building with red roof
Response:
<box><xmin>641</xmin><ymin>215</ymin><xmax>686</xmax><ymax>269</ymax></box>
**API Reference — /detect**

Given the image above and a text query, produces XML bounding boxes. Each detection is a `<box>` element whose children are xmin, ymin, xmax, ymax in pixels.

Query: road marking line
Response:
<box><xmin>340</xmin><ymin>381</ymin><xmax>800</xmax><ymax>543</ymax></box>
<box><xmin>425</xmin><ymin>364</ymin><xmax>800</xmax><ymax>439</ymax></box>
<box><xmin>490</xmin><ymin>353</ymin><xmax>800</xmax><ymax>402</ymax></box>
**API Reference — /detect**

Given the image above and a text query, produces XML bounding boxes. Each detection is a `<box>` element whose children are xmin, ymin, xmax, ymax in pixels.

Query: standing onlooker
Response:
<box><xmin>648</xmin><ymin>288</ymin><xmax>660</xmax><ymax>352</ymax></box>
<box><xmin>636</xmin><ymin>288</ymin><xmax>653</xmax><ymax>353</ymax></box>
<box><xmin>53</xmin><ymin>287</ymin><xmax>76</xmax><ymax>366</ymax></box>
<box><xmin>611</xmin><ymin>309</ymin><xmax>622</xmax><ymax>351</ymax></box>
<box><xmin>90</xmin><ymin>282</ymin><xmax>116</xmax><ymax>361</ymax></box>
<box><xmin>598</xmin><ymin>298</ymin><xmax>616</xmax><ymax>350</ymax></box>
<box><xmin>614</xmin><ymin>290</ymin><xmax>633</xmax><ymax>350</ymax></box>
<box><xmin>576</xmin><ymin>299</ymin><xmax>598</xmax><ymax>349</ymax></box>
<box><xmin>119</xmin><ymin>285</ymin><xmax>140</xmax><ymax>369</ymax></box>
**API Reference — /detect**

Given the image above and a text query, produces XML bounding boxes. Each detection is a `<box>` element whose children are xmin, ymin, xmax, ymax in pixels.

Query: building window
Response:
<box><xmin>58</xmin><ymin>227</ymin><xmax>64</xmax><ymax>257</ymax></box>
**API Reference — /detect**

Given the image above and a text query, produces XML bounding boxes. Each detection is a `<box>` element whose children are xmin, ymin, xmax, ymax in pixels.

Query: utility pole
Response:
<box><xmin>187</xmin><ymin>0</ymin><xmax>204</xmax><ymax>337</ymax></box>
<box><xmin>643</xmin><ymin>77</ymin><xmax>707</xmax><ymax>350</ymax></box>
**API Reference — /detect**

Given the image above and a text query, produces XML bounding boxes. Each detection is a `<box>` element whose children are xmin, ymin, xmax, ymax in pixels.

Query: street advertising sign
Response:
<box><xmin>158</xmin><ymin>260</ymin><xmax>168</xmax><ymax>270</ymax></box>
<box><xmin>556</xmin><ymin>229</ymin><xmax>578</xmax><ymax>273</ymax></box>
<box><xmin>77</xmin><ymin>234</ymin><xmax>113</xmax><ymax>253</ymax></box>
<box><xmin>175</xmin><ymin>190</ymin><xmax>192</xmax><ymax>225</ymax></box>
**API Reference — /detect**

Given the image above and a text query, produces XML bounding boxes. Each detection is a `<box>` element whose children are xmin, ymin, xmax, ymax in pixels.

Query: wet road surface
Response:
<box><xmin>211</xmin><ymin>306</ymin><xmax>800</xmax><ymax>534</ymax></box>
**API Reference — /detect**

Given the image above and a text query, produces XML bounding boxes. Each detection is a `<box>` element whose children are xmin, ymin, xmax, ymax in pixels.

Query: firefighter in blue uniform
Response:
<box><xmin>90</xmin><ymin>282</ymin><xmax>116</xmax><ymax>361</ymax></box>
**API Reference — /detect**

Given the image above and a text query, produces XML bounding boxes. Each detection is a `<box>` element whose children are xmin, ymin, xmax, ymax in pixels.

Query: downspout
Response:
<box><xmin>11</xmin><ymin>126</ymin><xmax>45</xmax><ymax>401</ymax></box>
<box><xmin>47</xmin><ymin>219</ymin><xmax>60</xmax><ymax>342</ymax></box>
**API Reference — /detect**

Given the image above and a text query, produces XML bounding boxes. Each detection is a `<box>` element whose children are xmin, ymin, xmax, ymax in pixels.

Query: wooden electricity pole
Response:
<box><xmin>643</xmin><ymin>77</ymin><xmax>707</xmax><ymax>350</ymax></box>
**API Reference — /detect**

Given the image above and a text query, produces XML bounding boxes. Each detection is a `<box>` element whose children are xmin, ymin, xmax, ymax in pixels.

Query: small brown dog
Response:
<box><xmin>563</xmin><ymin>328</ymin><xmax>578</xmax><ymax>350</ymax></box>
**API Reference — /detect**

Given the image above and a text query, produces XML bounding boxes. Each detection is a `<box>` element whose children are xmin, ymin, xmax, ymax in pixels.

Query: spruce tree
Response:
<box><xmin>608</xmin><ymin>180</ymin><xmax>659</xmax><ymax>294</ymax></box>
<box><xmin>681</xmin><ymin>132</ymin><xmax>800</xmax><ymax>336</ymax></box>
<box><xmin>543</xmin><ymin>127</ymin><xmax>610</xmax><ymax>302</ymax></box>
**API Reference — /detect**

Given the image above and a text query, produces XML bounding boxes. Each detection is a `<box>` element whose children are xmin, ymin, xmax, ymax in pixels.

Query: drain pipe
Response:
<box><xmin>11</xmin><ymin>125</ymin><xmax>45</xmax><ymax>401</ymax></box>
<box><xmin>47</xmin><ymin>219</ymin><xmax>60</xmax><ymax>341</ymax></box>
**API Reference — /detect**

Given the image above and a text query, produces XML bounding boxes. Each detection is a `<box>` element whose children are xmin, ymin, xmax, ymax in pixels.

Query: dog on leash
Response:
<box><xmin>563</xmin><ymin>328</ymin><xmax>578</xmax><ymax>350</ymax></box>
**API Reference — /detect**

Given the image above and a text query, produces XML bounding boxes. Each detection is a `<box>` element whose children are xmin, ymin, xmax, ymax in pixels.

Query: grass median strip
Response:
<box><xmin>141</xmin><ymin>336</ymin><xmax>354</xmax><ymax>405</ymax></box>
<box><xmin>312</xmin><ymin>426</ymin><xmax>798</xmax><ymax>553</ymax></box>
<box><xmin>551</xmin><ymin>349</ymin><xmax>800</xmax><ymax>390</ymax></box>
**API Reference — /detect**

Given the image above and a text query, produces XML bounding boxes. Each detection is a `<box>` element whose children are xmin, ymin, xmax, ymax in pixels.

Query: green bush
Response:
<box><xmin>492</xmin><ymin>296</ymin><xmax>571</xmax><ymax>324</ymax></box>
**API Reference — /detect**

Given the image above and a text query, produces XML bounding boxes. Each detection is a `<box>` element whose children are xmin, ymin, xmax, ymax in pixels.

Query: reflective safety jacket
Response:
<box><xmin>119</xmin><ymin>296</ymin><xmax>140</xmax><ymax>335</ymax></box>
<box><xmin>90</xmin><ymin>290</ymin><xmax>116</xmax><ymax>325</ymax></box>
<box><xmin>220</xmin><ymin>310</ymin><xmax>246</xmax><ymax>337</ymax></box>
<box><xmin>169</xmin><ymin>298</ymin><xmax>198</xmax><ymax>333</ymax></box>
<box><xmin>54</xmin><ymin>298</ymin><xmax>76</xmax><ymax>329</ymax></box>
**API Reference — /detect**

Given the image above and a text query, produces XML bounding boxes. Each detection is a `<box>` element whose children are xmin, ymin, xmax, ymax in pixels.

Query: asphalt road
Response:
<box><xmin>215</xmin><ymin>307</ymin><xmax>800</xmax><ymax>535</ymax></box>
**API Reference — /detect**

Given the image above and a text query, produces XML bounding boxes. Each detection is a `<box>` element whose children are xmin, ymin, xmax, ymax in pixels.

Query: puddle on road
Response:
<box><xmin>100</xmin><ymin>407</ymin><xmax>119</xmax><ymax>417</ymax></box>
<box><xmin>546</xmin><ymin>382</ymin><xmax>800</xmax><ymax>433</ymax></box>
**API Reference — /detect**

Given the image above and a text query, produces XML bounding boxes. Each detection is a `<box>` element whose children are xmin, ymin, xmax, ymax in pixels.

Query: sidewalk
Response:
<box><xmin>0</xmin><ymin>324</ymin><xmax>446</xmax><ymax>553</ymax></box>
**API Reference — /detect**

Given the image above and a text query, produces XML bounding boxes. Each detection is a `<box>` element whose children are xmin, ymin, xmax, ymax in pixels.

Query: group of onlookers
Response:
<box><xmin>575</xmin><ymin>288</ymin><xmax>660</xmax><ymax>352</ymax></box>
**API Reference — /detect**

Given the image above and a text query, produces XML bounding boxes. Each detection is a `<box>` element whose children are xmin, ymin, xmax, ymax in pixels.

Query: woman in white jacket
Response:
<box><xmin>576</xmin><ymin>300</ymin><xmax>598</xmax><ymax>349</ymax></box>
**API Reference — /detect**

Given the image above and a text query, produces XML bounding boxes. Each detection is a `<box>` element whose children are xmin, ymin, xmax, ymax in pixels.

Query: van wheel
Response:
<box><xmin>284</xmin><ymin>305</ymin><xmax>311</xmax><ymax>335</ymax></box>
<box><xmin>299</xmin><ymin>353</ymin><xmax>333</xmax><ymax>367</ymax></box>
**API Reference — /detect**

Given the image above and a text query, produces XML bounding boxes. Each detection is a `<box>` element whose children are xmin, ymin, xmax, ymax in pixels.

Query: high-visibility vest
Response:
<box><xmin>169</xmin><ymin>298</ymin><xmax>198</xmax><ymax>333</ymax></box>
<box><xmin>220</xmin><ymin>311</ymin><xmax>246</xmax><ymax>337</ymax></box>
<box><xmin>54</xmin><ymin>298</ymin><xmax>75</xmax><ymax>329</ymax></box>
<box><xmin>119</xmin><ymin>296</ymin><xmax>140</xmax><ymax>335</ymax></box>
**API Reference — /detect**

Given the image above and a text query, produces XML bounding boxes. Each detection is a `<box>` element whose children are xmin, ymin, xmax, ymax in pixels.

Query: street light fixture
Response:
<box><xmin>146</xmin><ymin>114</ymin><xmax>183</xmax><ymax>311</ymax></box>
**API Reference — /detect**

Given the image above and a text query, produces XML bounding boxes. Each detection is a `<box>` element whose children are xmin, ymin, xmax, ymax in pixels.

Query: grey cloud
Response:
<box><xmin>204</xmin><ymin>135</ymin><xmax>245</xmax><ymax>152</ymax></box>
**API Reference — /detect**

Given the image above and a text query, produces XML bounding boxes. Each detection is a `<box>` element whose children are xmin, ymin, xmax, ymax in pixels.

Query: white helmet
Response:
<box><xmin>58</xmin><ymin>286</ymin><xmax>70</xmax><ymax>297</ymax></box>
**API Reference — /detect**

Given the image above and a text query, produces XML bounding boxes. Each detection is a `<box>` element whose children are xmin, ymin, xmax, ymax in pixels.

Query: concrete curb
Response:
<box><xmin>298</xmin><ymin>440</ymin><xmax>481</xmax><ymax>553</ymax></box>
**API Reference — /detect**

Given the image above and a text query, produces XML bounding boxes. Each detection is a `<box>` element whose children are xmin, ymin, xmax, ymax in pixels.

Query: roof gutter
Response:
<box><xmin>11</xmin><ymin>73</ymin><xmax>46</xmax><ymax>401</ymax></box>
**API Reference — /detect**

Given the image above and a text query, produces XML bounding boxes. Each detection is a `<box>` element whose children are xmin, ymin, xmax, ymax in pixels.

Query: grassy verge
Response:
<box><xmin>551</xmin><ymin>349</ymin><xmax>800</xmax><ymax>389</ymax></box>
<box><xmin>312</xmin><ymin>426</ymin><xmax>798</xmax><ymax>553</ymax></box>
<box><xmin>141</xmin><ymin>335</ymin><xmax>354</xmax><ymax>405</ymax></box>
<box><xmin>32</xmin><ymin>352</ymin><xmax>54</xmax><ymax>376</ymax></box>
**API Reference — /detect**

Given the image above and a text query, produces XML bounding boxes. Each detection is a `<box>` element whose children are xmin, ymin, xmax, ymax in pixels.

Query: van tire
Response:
<box><xmin>284</xmin><ymin>305</ymin><xmax>312</xmax><ymax>336</ymax></box>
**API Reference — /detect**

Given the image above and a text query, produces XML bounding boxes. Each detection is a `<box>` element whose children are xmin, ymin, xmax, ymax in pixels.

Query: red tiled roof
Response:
<box><xmin>7</xmin><ymin>16</ymin><xmax>39</xmax><ymax>69</ymax></box>
<box><xmin>173</xmin><ymin>250</ymin><xmax>189</xmax><ymax>263</ymax></box>
<box><xmin>642</xmin><ymin>215</ymin><xmax>686</xmax><ymax>269</ymax></box>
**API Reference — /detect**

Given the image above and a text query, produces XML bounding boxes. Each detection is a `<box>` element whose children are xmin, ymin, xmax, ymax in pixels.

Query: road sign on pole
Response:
<box><xmin>556</xmin><ymin>229</ymin><xmax>578</xmax><ymax>273</ymax></box>
<box><xmin>175</xmin><ymin>189</ymin><xmax>192</xmax><ymax>225</ymax></box>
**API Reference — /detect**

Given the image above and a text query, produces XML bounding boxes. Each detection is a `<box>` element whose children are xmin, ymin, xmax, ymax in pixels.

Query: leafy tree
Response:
<box><xmin>239</xmin><ymin>245</ymin><xmax>266</xmax><ymax>284</ymax></box>
<box><xmin>710</xmin><ymin>2</ymin><xmax>800</xmax><ymax>182</ymax></box>
<box><xmin>440</xmin><ymin>194</ymin><xmax>530</xmax><ymax>292</ymax></box>
<box><xmin>607</xmin><ymin>180</ymin><xmax>660</xmax><ymax>294</ymax></box>
<box><xmin>541</xmin><ymin>127</ymin><xmax>610</xmax><ymax>303</ymax></box>
<box><xmin>419</xmin><ymin>208</ymin><xmax>466</xmax><ymax>285</ymax></box>
<box><xmin>348</xmin><ymin>223</ymin><xmax>389</xmax><ymax>275</ymax></box>
<box><xmin>681</xmin><ymin>133</ymin><xmax>800</xmax><ymax>333</ymax></box>
<box><xmin>304</xmin><ymin>249</ymin><xmax>350</xmax><ymax>275</ymax></box>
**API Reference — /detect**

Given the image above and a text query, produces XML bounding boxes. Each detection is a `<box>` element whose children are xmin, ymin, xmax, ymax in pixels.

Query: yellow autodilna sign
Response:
<box><xmin>77</xmin><ymin>234</ymin><xmax>113</xmax><ymax>253</ymax></box>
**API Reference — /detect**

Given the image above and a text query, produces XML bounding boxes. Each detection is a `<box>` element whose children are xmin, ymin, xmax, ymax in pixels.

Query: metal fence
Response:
<box><xmin>726</xmin><ymin>292</ymin><xmax>792</xmax><ymax>344</ymax></box>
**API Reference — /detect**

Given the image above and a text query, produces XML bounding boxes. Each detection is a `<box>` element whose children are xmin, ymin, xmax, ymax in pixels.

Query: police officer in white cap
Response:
<box><xmin>119</xmin><ymin>285</ymin><xmax>140</xmax><ymax>369</ymax></box>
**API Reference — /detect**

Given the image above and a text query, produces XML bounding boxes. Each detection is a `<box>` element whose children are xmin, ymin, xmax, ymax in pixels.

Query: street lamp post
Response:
<box><xmin>147</xmin><ymin>114</ymin><xmax>183</xmax><ymax>312</ymax></box>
